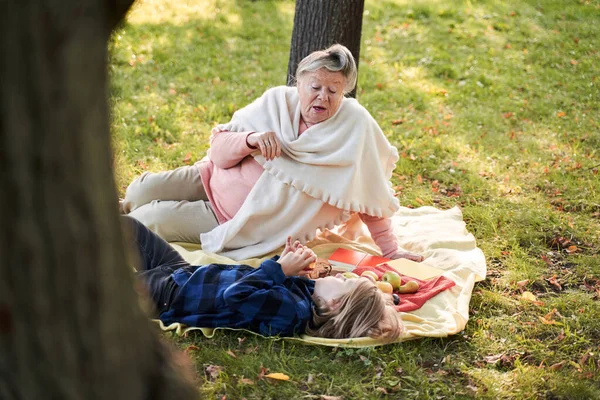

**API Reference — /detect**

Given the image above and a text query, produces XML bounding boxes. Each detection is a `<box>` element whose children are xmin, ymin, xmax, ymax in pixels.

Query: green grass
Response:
<box><xmin>110</xmin><ymin>0</ymin><xmax>600</xmax><ymax>398</ymax></box>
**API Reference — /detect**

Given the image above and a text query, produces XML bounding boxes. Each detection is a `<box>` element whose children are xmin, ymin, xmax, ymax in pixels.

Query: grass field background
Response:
<box><xmin>109</xmin><ymin>0</ymin><xmax>600</xmax><ymax>398</ymax></box>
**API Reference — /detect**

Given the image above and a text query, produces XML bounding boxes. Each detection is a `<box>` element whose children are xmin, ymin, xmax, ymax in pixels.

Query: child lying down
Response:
<box><xmin>125</xmin><ymin>216</ymin><xmax>403</xmax><ymax>340</ymax></box>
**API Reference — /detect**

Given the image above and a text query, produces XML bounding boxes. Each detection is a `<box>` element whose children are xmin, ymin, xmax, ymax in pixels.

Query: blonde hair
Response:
<box><xmin>306</xmin><ymin>279</ymin><xmax>403</xmax><ymax>341</ymax></box>
<box><xmin>295</xmin><ymin>44</ymin><xmax>358</xmax><ymax>95</ymax></box>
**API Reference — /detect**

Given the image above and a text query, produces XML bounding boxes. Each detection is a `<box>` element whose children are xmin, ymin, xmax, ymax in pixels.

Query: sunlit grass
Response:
<box><xmin>110</xmin><ymin>0</ymin><xmax>600</xmax><ymax>397</ymax></box>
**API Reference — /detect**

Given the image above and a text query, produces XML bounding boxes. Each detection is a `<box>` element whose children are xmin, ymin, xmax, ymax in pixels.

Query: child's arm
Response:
<box><xmin>222</xmin><ymin>259</ymin><xmax>313</xmax><ymax>336</ymax></box>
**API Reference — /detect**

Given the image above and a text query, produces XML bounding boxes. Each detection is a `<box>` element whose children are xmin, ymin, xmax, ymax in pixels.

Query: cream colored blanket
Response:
<box><xmin>201</xmin><ymin>86</ymin><xmax>400</xmax><ymax>260</ymax></box>
<box><xmin>157</xmin><ymin>206</ymin><xmax>487</xmax><ymax>348</ymax></box>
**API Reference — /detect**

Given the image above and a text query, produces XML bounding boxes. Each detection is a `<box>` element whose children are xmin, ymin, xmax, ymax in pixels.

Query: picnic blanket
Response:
<box><xmin>156</xmin><ymin>206</ymin><xmax>487</xmax><ymax>347</ymax></box>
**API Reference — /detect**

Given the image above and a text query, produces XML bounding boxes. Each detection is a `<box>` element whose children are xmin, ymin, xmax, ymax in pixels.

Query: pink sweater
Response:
<box><xmin>197</xmin><ymin>131</ymin><xmax>400</xmax><ymax>257</ymax></box>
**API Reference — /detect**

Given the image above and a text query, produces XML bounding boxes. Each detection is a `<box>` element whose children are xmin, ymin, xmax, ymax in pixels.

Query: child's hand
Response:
<box><xmin>279</xmin><ymin>245</ymin><xmax>317</xmax><ymax>277</ymax></box>
<box><xmin>280</xmin><ymin>236</ymin><xmax>303</xmax><ymax>259</ymax></box>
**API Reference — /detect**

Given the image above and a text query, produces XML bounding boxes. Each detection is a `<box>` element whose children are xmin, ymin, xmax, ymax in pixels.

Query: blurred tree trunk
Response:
<box><xmin>286</xmin><ymin>0</ymin><xmax>365</xmax><ymax>98</ymax></box>
<box><xmin>0</xmin><ymin>1</ymin><xmax>197</xmax><ymax>399</ymax></box>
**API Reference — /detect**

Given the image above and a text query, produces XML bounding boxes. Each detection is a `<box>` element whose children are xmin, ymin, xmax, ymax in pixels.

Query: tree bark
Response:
<box><xmin>0</xmin><ymin>1</ymin><xmax>197</xmax><ymax>399</ymax></box>
<box><xmin>286</xmin><ymin>0</ymin><xmax>365</xmax><ymax>98</ymax></box>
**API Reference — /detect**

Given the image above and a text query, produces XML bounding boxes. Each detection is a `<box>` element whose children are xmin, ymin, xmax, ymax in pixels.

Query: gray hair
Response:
<box><xmin>295</xmin><ymin>44</ymin><xmax>358</xmax><ymax>95</ymax></box>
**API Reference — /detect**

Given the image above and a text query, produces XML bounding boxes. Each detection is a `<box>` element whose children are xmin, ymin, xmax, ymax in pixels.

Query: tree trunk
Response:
<box><xmin>0</xmin><ymin>1</ymin><xmax>197</xmax><ymax>399</ymax></box>
<box><xmin>286</xmin><ymin>0</ymin><xmax>365</xmax><ymax>98</ymax></box>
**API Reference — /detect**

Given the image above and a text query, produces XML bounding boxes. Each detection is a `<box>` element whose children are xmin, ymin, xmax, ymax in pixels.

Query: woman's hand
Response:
<box><xmin>390</xmin><ymin>250</ymin><xmax>424</xmax><ymax>263</ymax></box>
<box><xmin>247</xmin><ymin>131</ymin><xmax>281</xmax><ymax>161</ymax></box>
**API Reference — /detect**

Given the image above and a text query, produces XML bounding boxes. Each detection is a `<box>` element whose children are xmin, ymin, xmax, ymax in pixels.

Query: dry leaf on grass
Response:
<box><xmin>257</xmin><ymin>366</ymin><xmax>267</xmax><ymax>380</ymax></box>
<box><xmin>205</xmin><ymin>365</ymin><xmax>222</xmax><ymax>381</ymax></box>
<box><xmin>521</xmin><ymin>291</ymin><xmax>537</xmax><ymax>301</ymax></box>
<box><xmin>238</xmin><ymin>377</ymin><xmax>254</xmax><ymax>385</ymax></box>
<box><xmin>264</xmin><ymin>372</ymin><xmax>290</xmax><ymax>381</ymax></box>
<box><xmin>184</xmin><ymin>345</ymin><xmax>200</xmax><ymax>354</ymax></box>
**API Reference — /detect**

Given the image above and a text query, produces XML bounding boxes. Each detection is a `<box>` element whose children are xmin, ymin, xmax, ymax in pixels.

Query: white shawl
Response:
<box><xmin>201</xmin><ymin>86</ymin><xmax>400</xmax><ymax>260</ymax></box>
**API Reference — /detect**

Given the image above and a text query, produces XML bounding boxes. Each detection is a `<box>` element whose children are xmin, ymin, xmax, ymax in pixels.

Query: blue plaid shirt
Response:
<box><xmin>159</xmin><ymin>257</ymin><xmax>315</xmax><ymax>337</ymax></box>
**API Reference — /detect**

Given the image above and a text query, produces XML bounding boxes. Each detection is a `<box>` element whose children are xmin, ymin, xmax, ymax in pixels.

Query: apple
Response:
<box><xmin>381</xmin><ymin>271</ymin><xmax>402</xmax><ymax>291</ymax></box>
<box><xmin>398</xmin><ymin>281</ymin><xmax>420</xmax><ymax>294</ymax></box>
<box><xmin>360</xmin><ymin>270</ymin><xmax>379</xmax><ymax>282</ymax></box>
<box><xmin>342</xmin><ymin>272</ymin><xmax>360</xmax><ymax>279</ymax></box>
<box><xmin>375</xmin><ymin>281</ymin><xmax>394</xmax><ymax>294</ymax></box>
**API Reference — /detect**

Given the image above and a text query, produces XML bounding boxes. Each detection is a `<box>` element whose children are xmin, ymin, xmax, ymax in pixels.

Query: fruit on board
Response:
<box><xmin>398</xmin><ymin>281</ymin><xmax>420</xmax><ymax>294</ymax></box>
<box><xmin>360</xmin><ymin>270</ymin><xmax>379</xmax><ymax>282</ymax></box>
<box><xmin>375</xmin><ymin>281</ymin><xmax>394</xmax><ymax>294</ymax></box>
<box><xmin>381</xmin><ymin>271</ymin><xmax>402</xmax><ymax>291</ymax></box>
<box><xmin>342</xmin><ymin>272</ymin><xmax>360</xmax><ymax>279</ymax></box>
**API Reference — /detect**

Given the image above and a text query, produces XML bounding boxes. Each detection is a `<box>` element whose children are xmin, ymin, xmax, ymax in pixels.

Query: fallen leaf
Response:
<box><xmin>184</xmin><ymin>345</ymin><xmax>200</xmax><ymax>354</ymax></box>
<box><xmin>320</xmin><ymin>396</ymin><xmax>344</xmax><ymax>400</ymax></box>
<box><xmin>265</xmin><ymin>373</ymin><xmax>290</xmax><ymax>381</ymax></box>
<box><xmin>484</xmin><ymin>354</ymin><xmax>503</xmax><ymax>364</ymax></box>
<box><xmin>516</xmin><ymin>279</ymin><xmax>530</xmax><ymax>288</ymax></box>
<box><xmin>546</xmin><ymin>275</ymin><xmax>562</xmax><ymax>291</ymax></box>
<box><xmin>245</xmin><ymin>345</ymin><xmax>258</xmax><ymax>354</ymax></box>
<box><xmin>566</xmin><ymin>245</ymin><xmax>578</xmax><ymax>253</ymax></box>
<box><xmin>182</xmin><ymin>152</ymin><xmax>192</xmax><ymax>164</ymax></box>
<box><xmin>238</xmin><ymin>377</ymin><xmax>254</xmax><ymax>385</ymax></box>
<box><xmin>205</xmin><ymin>365</ymin><xmax>223</xmax><ymax>381</ymax></box>
<box><xmin>539</xmin><ymin>316</ymin><xmax>557</xmax><ymax>325</ymax></box>
<box><xmin>544</xmin><ymin>308</ymin><xmax>559</xmax><ymax>320</ymax></box>
<box><xmin>417</xmin><ymin>174</ymin><xmax>423</xmax><ymax>184</ymax></box>
<box><xmin>557</xmin><ymin>111</ymin><xmax>567</xmax><ymax>118</ymax></box>
<box><xmin>570</xmin><ymin>60</ymin><xmax>578</xmax><ymax>65</ymax></box>
<box><xmin>137</xmin><ymin>160</ymin><xmax>148</xmax><ymax>170</ymax></box>
<box><xmin>521</xmin><ymin>291</ymin><xmax>537</xmax><ymax>301</ymax></box>
<box><xmin>376</xmin><ymin>387</ymin><xmax>388</xmax><ymax>394</ymax></box>
<box><xmin>226</xmin><ymin>350</ymin><xmax>237</xmax><ymax>358</ymax></box>
<box><xmin>257</xmin><ymin>366</ymin><xmax>268</xmax><ymax>380</ymax></box>
<box><xmin>550</xmin><ymin>361</ymin><xmax>566</xmax><ymax>370</ymax></box>
<box><xmin>237</xmin><ymin>337</ymin><xmax>246</xmax><ymax>345</ymax></box>
<box><xmin>392</xmin><ymin>119</ymin><xmax>404</xmax><ymax>125</ymax></box>
<box><xmin>502</xmin><ymin>112</ymin><xmax>513</xmax><ymax>119</ymax></box>
<box><xmin>415</xmin><ymin>197</ymin><xmax>424</xmax><ymax>205</ymax></box>
<box><xmin>168</xmin><ymin>88</ymin><xmax>177</xmax><ymax>95</ymax></box>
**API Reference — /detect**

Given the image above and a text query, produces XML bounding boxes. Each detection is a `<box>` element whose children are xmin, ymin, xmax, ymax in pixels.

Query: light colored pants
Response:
<box><xmin>121</xmin><ymin>164</ymin><xmax>219</xmax><ymax>243</ymax></box>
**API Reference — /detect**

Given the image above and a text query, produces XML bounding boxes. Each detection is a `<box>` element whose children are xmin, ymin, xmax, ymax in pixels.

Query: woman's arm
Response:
<box><xmin>359</xmin><ymin>214</ymin><xmax>424</xmax><ymax>262</ymax></box>
<box><xmin>222</xmin><ymin>259</ymin><xmax>312</xmax><ymax>336</ymax></box>
<box><xmin>209</xmin><ymin>129</ymin><xmax>256</xmax><ymax>169</ymax></box>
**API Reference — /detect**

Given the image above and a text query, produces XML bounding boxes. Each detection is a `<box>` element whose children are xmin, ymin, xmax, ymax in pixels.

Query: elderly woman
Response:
<box><xmin>121</xmin><ymin>44</ymin><xmax>423</xmax><ymax>262</ymax></box>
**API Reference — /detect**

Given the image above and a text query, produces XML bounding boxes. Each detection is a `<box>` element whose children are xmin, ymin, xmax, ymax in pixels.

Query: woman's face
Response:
<box><xmin>297</xmin><ymin>69</ymin><xmax>346</xmax><ymax>125</ymax></box>
<box><xmin>312</xmin><ymin>274</ymin><xmax>361</xmax><ymax>304</ymax></box>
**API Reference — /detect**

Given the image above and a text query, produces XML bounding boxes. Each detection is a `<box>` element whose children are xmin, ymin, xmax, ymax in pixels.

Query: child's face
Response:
<box><xmin>312</xmin><ymin>274</ymin><xmax>362</xmax><ymax>304</ymax></box>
